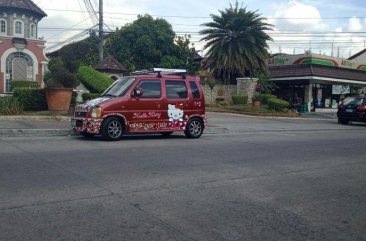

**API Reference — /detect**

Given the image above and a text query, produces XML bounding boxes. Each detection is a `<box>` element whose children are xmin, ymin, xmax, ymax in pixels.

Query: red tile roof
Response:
<box><xmin>95</xmin><ymin>55</ymin><xmax>127</xmax><ymax>73</ymax></box>
<box><xmin>269</xmin><ymin>64</ymin><xmax>366</xmax><ymax>83</ymax></box>
<box><xmin>0</xmin><ymin>0</ymin><xmax>47</xmax><ymax>18</ymax></box>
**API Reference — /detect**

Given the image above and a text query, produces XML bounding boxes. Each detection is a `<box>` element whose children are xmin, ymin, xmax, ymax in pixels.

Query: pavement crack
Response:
<box><xmin>0</xmin><ymin>193</ymin><xmax>114</xmax><ymax>212</ymax></box>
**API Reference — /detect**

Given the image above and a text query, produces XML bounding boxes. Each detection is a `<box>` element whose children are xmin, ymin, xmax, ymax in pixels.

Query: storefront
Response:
<box><xmin>268</xmin><ymin>53</ymin><xmax>366</xmax><ymax>112</ymax></box>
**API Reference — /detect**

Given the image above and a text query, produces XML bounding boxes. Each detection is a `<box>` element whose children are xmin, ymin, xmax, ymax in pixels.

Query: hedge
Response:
<box><xmin>10</xmin><ymin>80</ymin><xmax>41</xmax><ymax>91</ymax></box>
<box><xmin>82</xmin><ymin>93</ymin><xmax>100</xmax><ymax>102</ymax></box>
<box><xmin>259</xmin><ymin>94</ymin><xmax>277</xmax><ymax>104</ymax></box>
<box><xmin>232</xmin><ymin>94</ymin><xmax>248</xmax><ymax>105</ymax></box>
<box><xmin>13</xmin><ymin>88</ymin><xmax>48</xmax><ymax>111</ymax></box>
<box><xmin>0</xmin><ymin>96</ymin><xmax>23</xmax><ymax>115</ymax></box>
<box><xmin>267</xmin><ymin>98</ymin><xmax>290</xmax><ymax>111</ymax></box>
<box><xmin>77</xmin><ymin>66</ymin><xmax>115</xmax><ymax>93</ymax></box>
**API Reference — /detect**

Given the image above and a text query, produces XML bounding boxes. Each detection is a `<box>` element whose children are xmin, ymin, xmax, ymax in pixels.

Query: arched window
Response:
<box><xmin>30</xmin><ymin>23</ymin><xmax>36</xmax><ymax>39</ymax></box>
<box><xmin>5</xmin><ymin>52</ymin><xmax>34</xmax><ymax>92</ymax></box>
<box><xmin>14</xmin><ymin>20</ymin><xmax>23</xmax><ymax>37</ymax></box>
<box><xmin>0</xmin><ymin>19</ymin><xmax>6</xmax><ymax>35</ymax></box>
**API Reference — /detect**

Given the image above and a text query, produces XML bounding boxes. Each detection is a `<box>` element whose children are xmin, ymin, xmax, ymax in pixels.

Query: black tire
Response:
<box><xmin>184</xmin><ymin>118</ymin><xmax>203</xmax><ymax>138</ymax></box>
<box><xmin>101</xmin><ymin>117</ymin><xmax>123</xmax><ymax>141</ymax></box>
<box><xmin>80</xmin><ymin>132</ymin><xmax>95</xmax><ymax>138</ymax></box>
<box><xmin>161</xmin><ymin>131</ymin><xmax>174</xmax><ymax>136</ymax></box>
<box><xmin>338</xmin><ymin>118</ymin><xmax>349</xmax><ymax>125</ymax></box>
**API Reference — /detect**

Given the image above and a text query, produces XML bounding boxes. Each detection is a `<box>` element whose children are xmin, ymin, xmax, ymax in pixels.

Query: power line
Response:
<box><xmin>42</xmin><ymin>8</ymin><xmax>366</xmax><ymax>20</ymax></box>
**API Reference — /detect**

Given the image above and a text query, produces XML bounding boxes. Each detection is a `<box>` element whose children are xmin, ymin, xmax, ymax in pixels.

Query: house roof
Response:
<box><xmin>348</xmin><ymin>48</ymin><xmax>366</xmax><ymax>60</ymax></box>
<box><xmin>269</xmin><ymin>64</ymin><xmax>366</xmax><ymax>83</ymax></box>
<box><xmin>0</xmin><ymin>0</ymin><xmax>47</xmax><ymax>18</ymax></box>
<box><xmin>95</xmin><ymin>55</ymin><xmax>127</xmax><ymax>73</ymax></box>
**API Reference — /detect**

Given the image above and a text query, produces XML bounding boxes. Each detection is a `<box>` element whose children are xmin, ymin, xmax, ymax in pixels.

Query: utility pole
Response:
<box><xmin>98</xmin><ymin>0</ymin><xmax>104</xmax><ymax>61</ymax></box>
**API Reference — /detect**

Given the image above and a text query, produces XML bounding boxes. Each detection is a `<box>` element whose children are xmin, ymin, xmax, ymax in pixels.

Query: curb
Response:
<box><xmin>0</xmin><ymin>129</ymin><xmax>74</xmax><ymax>137</ymax></box>
<box><xmin>0</xmin><ymin>116</ymin><xmax>71</xmax><ymax>121</ymax></box>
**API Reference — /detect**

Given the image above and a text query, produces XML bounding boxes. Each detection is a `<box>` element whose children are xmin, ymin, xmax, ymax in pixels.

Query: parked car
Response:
<box><xmin>337</xmin><ymin>96</ymin><xmax>366</xmax><ymax>125</ymax></box>
<box><xmin>71</xmin><ymin>68</ymin><xmax>206</xmax><ymax>140</ymax></box>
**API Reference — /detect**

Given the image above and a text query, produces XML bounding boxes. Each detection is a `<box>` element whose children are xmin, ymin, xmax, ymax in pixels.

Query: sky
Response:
<box><xmin>33</xmin><ymin>0</ymin><xmax>366</xmax><ymax>58</ymax></box>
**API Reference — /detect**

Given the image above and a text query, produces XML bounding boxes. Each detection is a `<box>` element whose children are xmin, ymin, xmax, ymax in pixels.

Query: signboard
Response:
<box><xmin>268</xmin><ymin>53</ymin><xmax>366</xmax><ymax>71</ymax></box>
<box><xmin>332</xmin><ymin>85</ymin><xmax>350</xmax><ymax>94</ymax></box>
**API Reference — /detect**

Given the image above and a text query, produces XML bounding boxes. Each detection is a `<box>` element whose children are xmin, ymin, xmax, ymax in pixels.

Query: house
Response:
<box><xmin>95</xmin><ymin>54</ymin><xmax>128</xmax><ymax>80</ymax></box>
<box><xmin>268</xmin><ymin>53</ymin><xmax>366</xmax><ymax>112</ymax></box>
<box><xmin>0</xmin><ymin>0</ymin><xmax>47</xmax><ymax>94</ymax></box>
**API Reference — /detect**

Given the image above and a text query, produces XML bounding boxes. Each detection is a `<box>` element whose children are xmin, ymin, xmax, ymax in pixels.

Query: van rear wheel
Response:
<box><xmin>101</xmin><ymin>117</ymin><xmax>123</xmax><ymax>141</ymax></box>
<box><xmin>184</xmin><ymin>118</ymin><xmax>203</xmax><ymax>138</ymax></box>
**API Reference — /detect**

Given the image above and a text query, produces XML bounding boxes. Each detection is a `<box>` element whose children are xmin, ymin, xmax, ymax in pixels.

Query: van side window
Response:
<box><xmin>166</xmin><ymin>80</ymin><xmax>188</xmax><ymax>99</ymax></box>
<box><xmin>189</xmin><ymin>81</ymin><xmax>200</xmax><ymax>99</ymax></box>
<box><xmin>134</xmin><ymin>80</ymin><xmax>161</xmax><ymax>98</ymax></box>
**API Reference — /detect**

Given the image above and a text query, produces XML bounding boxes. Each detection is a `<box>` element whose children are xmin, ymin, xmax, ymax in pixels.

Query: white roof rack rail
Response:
<box><xmin>152</xmin><ymin>68</ymin><xmax>187</xmax><ymax>74</ymax></box>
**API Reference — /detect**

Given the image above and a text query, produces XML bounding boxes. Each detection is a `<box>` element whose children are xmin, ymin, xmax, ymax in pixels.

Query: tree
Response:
<box><xmin>200</xmin><ymin>2</ymin><xmax>273</xmax><ymax>84</ymax></box>
<box><xmin>58</xmin><ymin>33</ymin><xmax>99</xmax><ymax>73</ymax></box>
<box><xmin>105</xmin><ymin>15</ymin><xmax>198</xmax><ymax>72</ymax></box>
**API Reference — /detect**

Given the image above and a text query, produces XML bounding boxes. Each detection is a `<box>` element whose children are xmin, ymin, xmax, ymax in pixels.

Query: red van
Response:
<box><xmin>71</xmin><ymin>68</ymin><xmax>206</xmax><ymax>140</ymax></box>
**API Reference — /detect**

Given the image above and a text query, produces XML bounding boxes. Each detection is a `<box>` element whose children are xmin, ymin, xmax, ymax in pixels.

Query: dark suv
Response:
<box><xmin>337</xmin><ymin>96</ymin><xmax>366</xmax><ymax>125</ymax></box>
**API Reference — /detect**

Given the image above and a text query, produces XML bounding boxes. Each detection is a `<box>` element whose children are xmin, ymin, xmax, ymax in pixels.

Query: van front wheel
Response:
<box><xmin>101</xmin><ymin>117</ymin><xmax>123</xmax><ymax>141</ymax></box>
<box><xmin>184</xmin><ymin>118</ymin><xmax>203</xmax><ymax>138</ymax></box>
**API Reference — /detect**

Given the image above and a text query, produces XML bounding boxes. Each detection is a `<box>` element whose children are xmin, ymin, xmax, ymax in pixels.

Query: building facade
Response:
<box><xmin>268</xmin><ymin>53</ymin><xmax>366</xmax><ymax>112</ymax></box>
<box><xmin>0</xmin><ymin>0</ymin><xmax>47</xmax><ymax>94</ymax></box>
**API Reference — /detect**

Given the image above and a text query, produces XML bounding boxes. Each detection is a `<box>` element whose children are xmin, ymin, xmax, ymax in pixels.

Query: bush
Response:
<box><xmin>45</xmin><ymin>58</ymin><xmax>79</xmax><ymax>88</ymax></box>
<box><xmin>10</xmin><ymin>80</ymin><xmax>41</xmax><ymax>91</ymax></box>
<box><xmin>232</xmin><ymin>94</ymin><xmax>248</xmax><ymax>105</ymax></box>
<box><xmin>267</xmin><ymin>98</ymin><xmax>289</xmax><ymax>111</ymax></box>
<box><xmin>260</xmin><ymin>94</ymin><xmax>277</xmax><ymax>104</ymax></box>
<box><xmin>82</xmin><ymin>93</ymin><xmax>100</xmax><ymax>102</ymax></box>
<box><xmin>13</xmin><ymin>88</ymin><xmax>48</xmax><ymax>111</ymax></box>
<box><xmin>77</xmin><ymin>66</ymin><xmax>115</xmax><ymax>93</ymax></box>
<box><xmin>0</xmin><ymin>96</ymin><xmax>23</xmax><ymax>115</ymax></box>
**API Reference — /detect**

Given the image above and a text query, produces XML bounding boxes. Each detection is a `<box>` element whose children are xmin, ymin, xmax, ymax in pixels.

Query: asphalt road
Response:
<box><xmin>1</xmin><ymin>113</ymin><xmax>366</xmax><ymax>241</ymax></box>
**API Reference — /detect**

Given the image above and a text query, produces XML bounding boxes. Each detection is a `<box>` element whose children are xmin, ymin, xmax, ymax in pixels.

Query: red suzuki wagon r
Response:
<box><xmin>71</xmin><ymin>68</ymin><xmax>206</xmax><ymax>140</ymax></box>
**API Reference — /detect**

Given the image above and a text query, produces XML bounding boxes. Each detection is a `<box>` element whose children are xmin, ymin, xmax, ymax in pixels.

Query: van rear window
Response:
<box><xmin>189</xmin><ymin>81</ymin><xmax>200</xmax><ymax>99</ymax></box>
<box><xmin>166</xmin><ymin>80</ymin><xmax>188</xmax><ymax>99</ymax></box>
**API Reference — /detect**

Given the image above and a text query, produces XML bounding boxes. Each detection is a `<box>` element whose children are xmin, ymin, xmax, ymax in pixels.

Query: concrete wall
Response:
<box><xmin>203</xmin><ymin>84</ymin><xmax>237</xmax><ymax>104</ymax></box>
<box><xmin>236</xmin><ymin>78</ymin><xmax>258</xmax><ymax>103</ymax></box>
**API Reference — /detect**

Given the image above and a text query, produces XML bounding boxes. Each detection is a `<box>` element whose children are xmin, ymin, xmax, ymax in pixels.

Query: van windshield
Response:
<box><xmin>102</xmin><ymin>77</ymin><xmax>135</xmax><ymax>97</ymax></box>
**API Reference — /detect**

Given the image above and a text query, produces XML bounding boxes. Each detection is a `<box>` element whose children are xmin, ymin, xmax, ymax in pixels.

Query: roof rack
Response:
<box><xmin>132</xmin><ymin>68</ymin><xmax>187</xmax><ymax>76</ymax></box>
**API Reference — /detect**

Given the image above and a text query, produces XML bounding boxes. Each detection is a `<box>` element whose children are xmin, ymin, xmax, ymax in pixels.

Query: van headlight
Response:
<box><xmin>91</xmin><ymin>107</ymin><xmax>102</xmax><ymax>118</ymax></box>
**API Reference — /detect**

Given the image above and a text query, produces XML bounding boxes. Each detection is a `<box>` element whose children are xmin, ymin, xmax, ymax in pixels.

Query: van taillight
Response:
<box><xmin>356</xmin><ymin>104</ymin><xmax>366</xmax><ymax>111</ymax></box>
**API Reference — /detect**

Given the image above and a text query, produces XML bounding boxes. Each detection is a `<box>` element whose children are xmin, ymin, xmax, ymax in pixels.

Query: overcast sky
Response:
<box><xmin>34</xmin><ymin>0</ymin><xmax>366</xmax><ymax>58</ymax></box>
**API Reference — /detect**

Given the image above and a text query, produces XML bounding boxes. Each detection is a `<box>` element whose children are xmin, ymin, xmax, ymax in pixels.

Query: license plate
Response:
<box><xmin>71</xmin><ymin>119</ymin><xmax>77</xmax><ymax>128</ymax></box>
<box><xmin>346</xmin><ymin>109</ymin><xmax>354</xmax><ymax>113</ymax></box>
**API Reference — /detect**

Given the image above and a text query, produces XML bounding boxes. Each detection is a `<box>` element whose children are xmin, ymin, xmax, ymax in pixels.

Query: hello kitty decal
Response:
<box><xmin>168</xmin><ymin>104</ymin><xmax>184</xmax><ymax>121</ymax></box>
<box><xmin>167</xmin><ymin>104</ymin><xmax>187</xmax><ymax>129</ymax></box>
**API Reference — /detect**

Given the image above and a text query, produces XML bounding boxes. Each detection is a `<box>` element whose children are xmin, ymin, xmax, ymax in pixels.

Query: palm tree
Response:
<box><xmin>200</xmin><ymin>2</ymin><xmax>273</xmax><ymax>84</ymax></box>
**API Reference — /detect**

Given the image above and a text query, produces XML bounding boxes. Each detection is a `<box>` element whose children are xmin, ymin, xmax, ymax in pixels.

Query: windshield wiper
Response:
<box><xmin>102</xmin><ymin>94</ymin><xmax>116</xmax><ymax>97</ymax></box>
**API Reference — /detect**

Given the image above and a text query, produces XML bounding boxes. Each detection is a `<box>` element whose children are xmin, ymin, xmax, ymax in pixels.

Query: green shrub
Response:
<box><xmin>13</xmin><ymin>88</ymin><xmax>48</xmax><ymax>111</ymax></box>
<box><xmin>46</xmin><ymin>58</ymin><xmax>79</xmax><ymax>88</ymax></box>
<box><xmin>260</xmin><ymin>94</ymin><xmax>277</xmax><ymax>104</ymax></box>
<box><xmin>77</xmin><ymin>66</ymin><xmax>115</xmax><ymax>93</ymax></box>
<box><xmin>0</xmin><ymin>96</ymin><xmax>23</xmax><ymax>115</ymax></box>
<box><xmin>10</xmin><ymin>80</ymin><xmax>41</xmax><ymax>91</ymax></box>
<box><xmin>232</xmin><ymin>94</ymin><xmax>248</xmax><ymax>105</ymax></box>
<box><xmin>267</xmin><ymin>98</ymin><xmax>289</xmax><ymax>111</ymax></box>
<box><xmin>82</xmin><ymin>93</ymin><xmax>100</xmax><ymax>102</ymax></box>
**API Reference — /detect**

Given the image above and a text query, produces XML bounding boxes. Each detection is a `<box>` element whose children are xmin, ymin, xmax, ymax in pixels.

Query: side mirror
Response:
<box><xmin>133</xmin><ymin>87</ymin><xmax>143</xmax><ymax>97</ymax></box>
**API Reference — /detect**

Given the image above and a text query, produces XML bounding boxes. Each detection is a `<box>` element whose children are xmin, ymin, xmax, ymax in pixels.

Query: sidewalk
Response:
<box><xmin>0</xmin><ymin>116</ymin><xmax>73</xmax><ymax>137</ymax></box>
